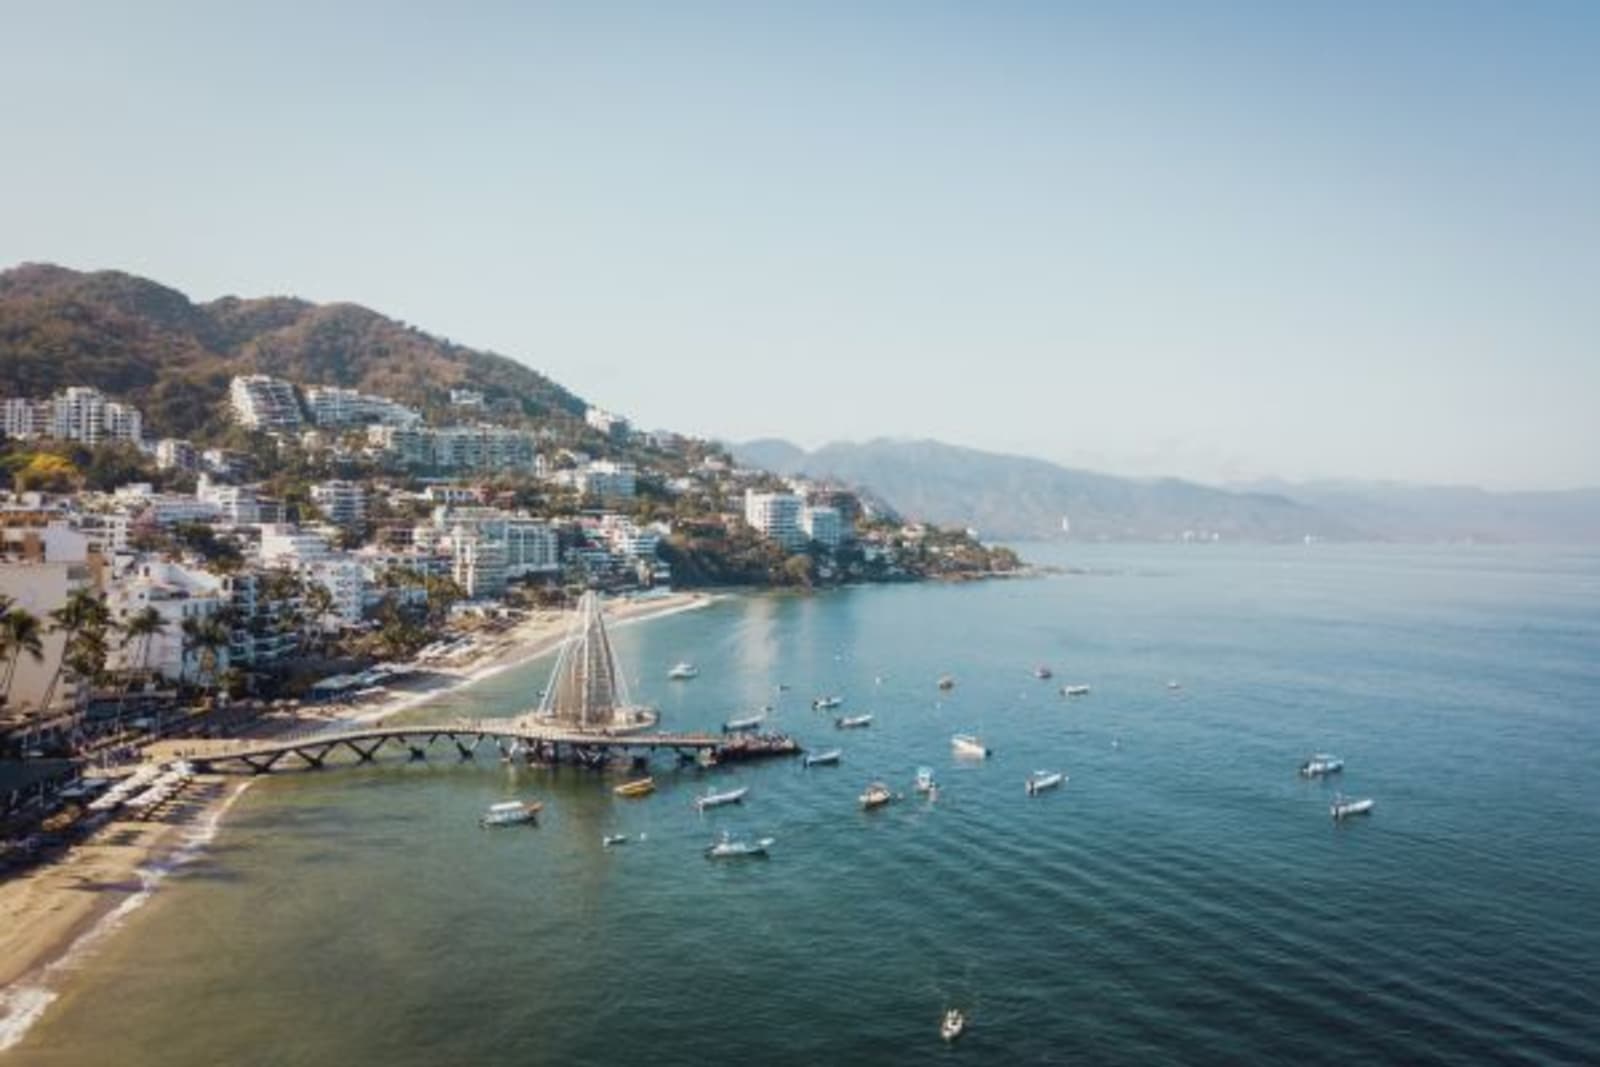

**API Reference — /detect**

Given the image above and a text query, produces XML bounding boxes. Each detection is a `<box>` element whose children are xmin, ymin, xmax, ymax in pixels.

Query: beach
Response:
<box><xmin>0</xmin><ymin>590</ymin><xmax>714</xmax><ymax>1049</ymax></box>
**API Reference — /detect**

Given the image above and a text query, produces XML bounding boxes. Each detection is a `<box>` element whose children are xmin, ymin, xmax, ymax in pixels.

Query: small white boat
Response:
<box><xmin>1035</xmin><ymin>665</ymin><xmax>1053</xmax><ymax>680</ymax></box>
<box><xmin>1166</xmin><ymin>680</ymin><xmax>1182</xmax><ymax>690</ymax></box>
<box><xmin>1300</xmin><ymin>753</ymin><xmax>1345</xmax><ymax>777</ymax></box>
<box><xmin>937</xmin><ymin>674</ymin><xmax>956</xmax><ymax>691</ymax></box>
<box><xmin>1330</xmin><ymin>794</ymin><xmax>1375</xmax><ymax>820</ymax></box>
<box><xmin>722</xmin><ymin>714</ymin><xmax>765</xmax><ymax>733</ymax></box>
<box><xmin>1062</xmin><ymin>684</ymin><xmax>1091</xmax><ymax>697</ymax></box>
<box><xmin>1026</xmin><ymin>770</ymin><xmax>1066</xmax><ymax>795</ymax></box>
<box><xmin>915</xmin><ymin>766</ymin><xmax>936</xmax><ymax>793</ymax></box>
<box><xmin>835</xmin><ymin>714</ymin><xmax>873</xmax><ymax>729</ymax></box>
<box><xmin>804</xmin><ymin>748</ymin><xmax>842</xmax><ymax>767</ymax></box>
<box><xmin>812</xmin><ymin>695</ymin><xmax>843</xmax><ymax>710</ymax></box>
<box><xmin>705</xmin><ymin>831</ymin><xmax>773</xmax><ymax>858</ymax></box>
<box><xmin>952</xmin><ymin>734</ymin><xmax>990</xmax><ymax>759</ymax></box>
<box><xmin>481</xmin><ymin>800</ymin><xmax>542</xmax><ymax>827</ymax></box>
<box><xmin>941</xmin><ymin>1008</ymin><xmax>966</xmax><ymax>1042</ymax></box>
<box><xmin>667</xmin><ymin>662</ymin><xmax>699</xmax><ymax>680</ymax></box>
<box><xmin>602</xmin><ymin>833</ymin><xmax>629</xmax><ymax>847</ymax></box>
<box><xmin>695</xmin><ymin>786</ymin><xmax>749</xmax><ymax>811</ymax></box>
<box><xmin>859</xmin><ymin>782</ymin><xmax>894</xmax><ymax>809</ymax></box>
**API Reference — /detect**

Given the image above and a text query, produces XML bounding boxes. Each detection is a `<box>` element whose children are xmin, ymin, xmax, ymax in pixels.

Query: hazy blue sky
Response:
<box><xmin>3</xmin><ymin>2</ymin><xmax>1597</xmax><ymax>489</ymax></box>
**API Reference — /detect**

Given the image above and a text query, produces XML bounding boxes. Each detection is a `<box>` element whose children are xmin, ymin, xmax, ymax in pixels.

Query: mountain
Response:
<box><xmin>732</xmin><ymin>438</ymin><xmax>1354</xmax><ymax>542</ymax></box>
<box><xmin>0</xmin><ymin>263</ymin><xmax>586</xmax><ymax>438</ymax></box>
<box><xmin>1236</xmin><ymin>480</ymin><xmax>1600</xmax><ymax>544</ymax></box>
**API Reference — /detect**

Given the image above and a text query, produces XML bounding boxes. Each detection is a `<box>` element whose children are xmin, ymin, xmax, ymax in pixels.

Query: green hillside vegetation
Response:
<box><xmin>0</xmin><ymin>263</ymin><xmax>587</xmax><ymax>439</ymax></box>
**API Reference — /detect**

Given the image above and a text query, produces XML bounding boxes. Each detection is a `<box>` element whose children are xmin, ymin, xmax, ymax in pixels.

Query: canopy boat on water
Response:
<box><xmin>1166</xmin><ymin>680</ymin><xmax>1183</xmax><ymax>690</ymax></box>
<box><xmin>835</xmin><ymin>714</ymin><xmax>873</xmax><ymax>730</ymax></box>
<box><xmin>804</xmin><ymin>748</ymin><xmax>842</xmax><ymax>767</ymax></box>
<box><xmin>614</xmin><ymin>777</ymin><xmax>656</xmax><ymax>798</ymax></box>
<box><xmin>602</xmin><ymin>833</ymin><xmax>629</xmax><ymax>847</ymax></box>
<box><xmin>860</xmin><ymin>781</ymin><xmax>894</xmax><ymax>809</ymax></box>
<box><xmin>1330</xmin><ymin>794</ymin><xmax>1375</xmax><ymax>820</ymax></box>
<box><xmin>1035</xmin><ymin>665</ymin><xmax>1054</xmax><ymax>680</ymax></box>
<box><xmin>705</xmin><ymin>830</ymin><xmax>773</xmax><ymax>858</ymax></box>
<box><xmin>1300</xmin><ymin>753</ymin><xmax>1345</xmax><ymax>777</ymax></box>
<box><xmin>723</xmin><ymin>713</ymin><xmax>765</xmax><ymax>733</ymax></box>
<box><xmin>915</xmin><ymin>767</ymin><xmax>936</xmax><ymax>794</ymax></box>
<box><xmin>695</xmin><ymin>786</ymin><xmax>749</xmax><ymax>811</ymax></box>
<box><xmin>1026</xmin><ymin>770</ymin><xmax>1066</xmax><ymax>795</ymax></box>
<box><xmin>812</xmin><ymin>695</ymin><xmax>843</xmax><ymax>710</ymax></box>
<box><xmin>667</xmin><ymin>662</ymin><xmax>699</xmax><ymax>680</ymax></box>
<box><xmin>1061</xmin><ymin>684</ymin><xmax>1091</xmax><ymax>697</ymax></box>
<box><xmin>952</xmin><ymin>734</ymin><xmax>991</xmax><ymax>759</ymax></box>
<box><xmin>941</xmin><ymin>1009</ymin><xmax>966</xmax><ymax>1043</ymax></box>
<box><xmin>481</xmin><ymin>800</ymin><xmax>542</xmax><ymax>827</ymax></box>
<box><xmin>937</xmin><ymin>675</ymin><xmax>956</xmax><ymax>691</ymax></box>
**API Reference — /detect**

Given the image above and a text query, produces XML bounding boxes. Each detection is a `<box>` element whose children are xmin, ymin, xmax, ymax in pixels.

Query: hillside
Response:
<box><xmin>1236</xmin><ymin>480</ymin><xmax>1600</xmax><ymax>544</ymax></box>
<box><xmin>0</xmin><ymin>263</ymin><xmax>586</xmax><ymax>438</ymax></box>
<box><xmin>733</xmin><ymin>438</ymin><xmax>1354</xmax><ymax>542</ymax></box>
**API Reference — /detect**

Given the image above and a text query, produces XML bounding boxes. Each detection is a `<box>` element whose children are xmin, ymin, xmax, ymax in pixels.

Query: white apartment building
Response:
<box><xmin>600</xmin><ymin>516</ymin><xmax>663</xmax><ymax>559</ymax></box>
<box><xmin>310</xmin><ymin>480</ymin><xmax>367</xmax><ymax>526</ymax></box>
<box><xmin>197</xmin><ymin>477</ymin><xmax>264</xmax><ymax>525</ymax></box>
<box><xmin>585</xmin><ymin>407</ymin><xmax>630</xmax><ymax>437</ymax></box>
<box><xmin>259</xmin><ymin>524</ymin><xmax>332</xmax><ymax>565</ymax></box>
<box><xmin>106</xmin><ymin>559</ymin><xmax>228</xmax><ymax>683</ymax></box>
<box><xmin>304</xmin><ymin>386</ymin><xmax>421</xmax><ymax>428</ymax></box>
<box><xmin>0</xmin><ymin>560</ymin><xmax>95</xmax><ymax>713</ymax></box>
<box><xmin>303</xmin><ymin>558</ymin><xmax>366</xmax><ymax>627</ymax></box>
<box><xmin>1</xmin><ymin>388</ymin><xmax>142</xmax><ymax>445</ymax></box>
<box><xmin>451</xmin><ymin>528</ymin><xmax>509</xmax><ymax>599</ymax></box>
<box><xmin>800</xmin><ymin>505</ymin><xmax>845</xmax><ymax>550</ymax></box>
<box><xmin>577</xmin><ymin>460</ymin><xmax>637</xmax><ymax>502</ymax></box>
<box><xmin>449</xmin><ymin>388</ymin><xmax>485</xmax><ymax>408</ymax></box>
<box><xmin>229</xmin><ymin>375</ymin><xmax>304</xmax><ymax>430</ymax></box>
<box><xmin>155</xmin><ymin>438</ymin><xmax>200</xmax><ymax>472</ymax></box>
<box><xmin>744</xmin><ymin>490</ymin><xmax>805</xmax><ymax>549</ymax></box>
<box><xmin>366</xmin><ymin>424</ymin><xmax>537</xmax><ymax>471</ymax></box>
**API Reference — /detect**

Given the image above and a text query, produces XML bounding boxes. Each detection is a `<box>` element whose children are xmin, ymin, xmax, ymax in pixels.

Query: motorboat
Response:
<box><xmin>481</xmin><ymin>800</ymin><xmax>542</xmax><ymax>827</ymax></box>
<box><xmin>602</xmin><ymin>833</ymin><xmax>629</xmax><ymax>847</ymax></box>
<box><xmin>804</xmin><ymin>748</ymin><xmax>842</xmax><ymax>767</ymax></box>
<box><xmin>705</xmin><ymin>831</ymin><xmax>773</xmax><ymax>858</ymax></box>
<box><xmin>1061</xmin><ymin>684</ymin><xmax>1091</xmax><ymax>697</ymax></box>
<box><xmin>613</xmin><ymin>777</ymin><xmax>656</xmax><ymax>798</ymax></box>
<box><xmin>1026</xmin><ymin>770</ymin><xmax>1066</xmax><ymax>795</ymax></box>
<box><xmin>941</xmin><ymin>1009</ymin><xmax>966</xmax><ymax>1042</ymax></box>
<box><xmin>937</xmin><ymin>675</ymin><xmax>956</xmax><ymax>691</ymax></box>
<box><xmin>667</xmin><ymin>662</ymin><xmax>699</xmax><ymax>680</ymax></box>
<box><xmin>1035</xmin><ymin>665</ymin><xmax>1053</xmax><ymax>680</ymax></box>
<box><xmin>835</xmin><ymin>714</ymin><xmax>873</xmax><ymax>729</ymax></box>
<box><xmin>1330</xmin><ymin>794</ymin><xmax>1375</xmax><ymax>820</ymax></box>
<box><xmin>722</xmin><ymin>714</ymin><xmax>765</xmax><ymax>733</ymax></box>
<box><xmin>1166</xmin><ymin>680</ymin><xmax>1182</xmax><ymax>690</ymax></box>
<box><xmin>915</xmin><ymin>766</ymin><xmax>936</xmax><ymax>793</ymax></box>
<box><xmin>812</xmin><ymin>695</ymin><xmax>843</xmax><ymax>710</ymax></box>
<box><xmin>695</xmin><ymin>786</ymin><xmax>749</xmax><ymax>811</ymax></box>
<box><xmin>1300</xmin><ymin>753</ymin><xmax>1345</xmax><ymax>777</ymax></box>
<box><xmin>951</xmin><ymin>734</ymin><xmax>991</xmax><ymax>759</ymax></box>
<box><xmin>859</xmin><ymin>781</ymin><xmax>894</xmax><ymax>809</ymax></box>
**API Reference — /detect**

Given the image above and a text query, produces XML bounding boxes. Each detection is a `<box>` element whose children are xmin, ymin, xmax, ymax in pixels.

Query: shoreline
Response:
<box><xmin>0</xmin><ymin>590</ymin><xmax>716</xmax><ymax>1052</ymax></box>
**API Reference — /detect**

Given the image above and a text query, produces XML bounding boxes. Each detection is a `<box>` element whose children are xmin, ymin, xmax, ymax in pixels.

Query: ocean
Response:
<box><xmin>8</xmin><ymin>544</ymin><xmax>1600</xmax><ymax>1065</ymax></box>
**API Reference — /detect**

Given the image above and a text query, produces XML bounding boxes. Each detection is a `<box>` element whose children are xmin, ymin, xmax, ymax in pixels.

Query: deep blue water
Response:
<box><xmin>13</xmin><ymin>544</ymin><xmax>1600</xmax><ymax>1065</ymax></box>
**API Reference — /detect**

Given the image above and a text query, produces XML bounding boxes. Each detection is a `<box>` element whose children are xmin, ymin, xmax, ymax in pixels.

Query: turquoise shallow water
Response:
<box><xmin>11</xmin><ymin>544</ymin><xmax>1600</xmax><ymax>1065</ymax></box>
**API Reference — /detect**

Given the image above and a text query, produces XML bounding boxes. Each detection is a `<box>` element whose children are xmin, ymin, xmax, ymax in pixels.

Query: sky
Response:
<box><xmin>2</xmin><ymin>1</ymin><xmax>1598</xmax><ymax>490</ymax></box>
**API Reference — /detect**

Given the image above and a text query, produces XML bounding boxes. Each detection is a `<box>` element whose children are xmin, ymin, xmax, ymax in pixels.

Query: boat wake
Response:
<box><xmin>0</xmin><ymin>780</ymin><xmax>254</xmax><ymax>1052</ymax></box>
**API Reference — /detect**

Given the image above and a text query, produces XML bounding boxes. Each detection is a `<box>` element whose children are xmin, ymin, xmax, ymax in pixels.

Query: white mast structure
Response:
<box><xmin>535</xmin><ymin>592</ymin><xmax>652</xmax><ymax>731</ymax></box>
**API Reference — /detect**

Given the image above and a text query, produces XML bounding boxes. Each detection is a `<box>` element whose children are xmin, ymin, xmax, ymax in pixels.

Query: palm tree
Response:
<box><xmin>114</xmin><ymin>606</ymin><xmax>168</xmax><ymax>719</ymax></box>
<box><xmin>301</xmin><ymin>582</ymin><xmax>336</xmax><ymax>652</ymax></box>
<box><xmin>182</xmin><ymin>615</ymin><xmax>231</xmax><ymax>707</ymax></box>
<box><xmin>41</xmin><ymin>588</ymin><xmax>114</xmax><ymax>715</ymax></box>
<box><xmin>1</xmin><ymin>606</ymin><xmax>47</xmax><ymax>710</ymax></box>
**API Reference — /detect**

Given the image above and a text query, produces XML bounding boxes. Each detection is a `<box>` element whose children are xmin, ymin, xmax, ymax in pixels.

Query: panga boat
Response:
<box><xmin>835</xmin><ymin>713</ymin><xmax>873</xmax><ymax>729</ymax></box>
<box><xmin>1330</xmin><ymin>794</ymin><xmax>1375</xmax><ymax>820</ymax></box>
<box><xmin>1026</xmin><ymin>770</ymin><xmax>1066</xmax><ymax>795</ymax></box>
<box><xmin>602</xmin><ymin>833</ymin><xmax>629</xmax><ymax>847</ymax></box>
<box><xmin>859</xmin><ymin>781</ymin><xmax>894</xmax><ymax>809</ymax></box>
<box><xmin>937</xmin><ymin>675</ymin><xmax>956</xmax><ymax>691</ymax></box>
<box><xmin>705</xmin><ymin>831</ymin><xmax>773</xmax><ymax>858</ymax></box>
<box><xmin>952</xmin><ymin>734</ymin><xmax>991</xmax><ymax>759</ymax></box>
<box><xmin>915</xmin><ymin>766</ymin><xmax>936</xmax><ymax>793</ymax></box>
<box><xmin>613</xmin><ymin>777</ymin><xmax>656</xmax><ymax>798</ymax></box>
<box><xmin>812</xmin><ymin>695</ymin><xmax>843</xmax><ymax>710</ymax></box>
<box><xmin>695</xmin><ymin>786</ymin><xmax>749</xmax><ymax>811</ymax></box>
<box><xmin>722</xmin><ymin>714</ymin><xmax>765</xmax><ymax>733</ymax></box>
<box><xmin>1300</xmin><ymin>753</ymin><xmax>1345</xmax><ymax>777</ymax></box>
<box><xmin>1167</xmin><ymin>680</ymin><xmax>1183</xmax><ymax>690</ymax></box>
<box><xmin>667</xmin><ymin>662</ymin><xmax>699</xmax><ymax>680</ymax></box>
<box><xmin>1061</xmin><ymin>684</ymin><xmax>1091</xmax><ymax>697</ymax></box>
<box><xmin>1035</xmin><ymin>665</ymin><xmax>1053</xmax><ymax>679</ymax></box>
<box><xmin>941</xmin><ymin>1009</ymin><xmax>966</xmax><ymax>1042</ymax></box>
<box><xmin>804</xmin><ymin>748</ymin><xmax>842</xmax><ymax>767</ymax></box>
<box><xmin>481</xmin><ymin>800</ymin><xmax>542</xmax><ymax>827</ymax></box>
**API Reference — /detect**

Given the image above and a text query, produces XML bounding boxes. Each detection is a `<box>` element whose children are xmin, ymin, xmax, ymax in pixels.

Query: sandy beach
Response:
<box><xmin>0</xmin><ymin>590</ymin><xmax>715</xmax><ymax>1050</ymax></box>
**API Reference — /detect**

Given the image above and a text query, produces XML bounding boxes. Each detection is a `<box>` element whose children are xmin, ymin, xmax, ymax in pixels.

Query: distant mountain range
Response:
<box><xmin>0</xmin><ymin>263</ymin><xmax>586</xmax><ymax>438</ymax></box>
<box><xmin>731</xmin><ymin>438</ymin><xmax>1600</xmax><ymax>544</ymax></box>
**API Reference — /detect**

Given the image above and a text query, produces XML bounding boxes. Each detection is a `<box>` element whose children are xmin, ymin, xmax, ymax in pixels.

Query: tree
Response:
<box><xmin>41</xmin><ymin>588</ymin><xmax>113</xmax><ymax>713</ymax></box>
<box><xmin>1</xmin><ymin>606</ymin><xmax>46</xmax><ymax>709</ymax></box>
<box><xmin>181</xmin><ymin>615</ymin><xmax>231</xmax><ymax>705</ymax></box>
<box><xmin>14</xmin><ymin>453</ymin><xmax>81</xmax><ymax>494</ymax></box>
<box><xmin>114</xmin><ymin>606</ymin><xmax>169</xmax><ymax>723</ymax></box>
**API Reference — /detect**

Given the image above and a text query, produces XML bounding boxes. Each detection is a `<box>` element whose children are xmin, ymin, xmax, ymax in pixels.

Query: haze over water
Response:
<box><xmin>13</xmin><ymin>544</ymin><xmax>1600</xmax><ymax>1065</ymax></box>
